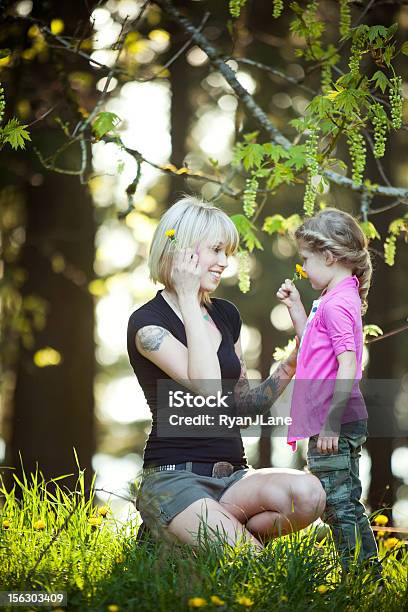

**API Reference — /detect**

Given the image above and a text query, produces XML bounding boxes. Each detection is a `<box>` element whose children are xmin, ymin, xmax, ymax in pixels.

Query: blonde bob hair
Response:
<box><xmin>295</xmin><ymin>208</ymin><xmax>372</xmax><ymax>315</ymax></box>
<box><xmin>148</xmin><ymin>195</ymin><xmax>240</xmax><ymax>305</ymax></box>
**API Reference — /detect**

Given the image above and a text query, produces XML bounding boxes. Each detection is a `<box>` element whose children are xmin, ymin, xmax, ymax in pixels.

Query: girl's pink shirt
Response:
<box><xmin>287</xmin><ymin>275</ymin><xmax>368</xmax><ymax>452</ymax></box>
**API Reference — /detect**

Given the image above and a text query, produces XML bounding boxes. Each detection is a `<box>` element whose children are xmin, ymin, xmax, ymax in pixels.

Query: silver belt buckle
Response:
<box><xmin>212</xmin><ymin>461</ymin><xmax>234</xmax><ymax>478</ymax></box>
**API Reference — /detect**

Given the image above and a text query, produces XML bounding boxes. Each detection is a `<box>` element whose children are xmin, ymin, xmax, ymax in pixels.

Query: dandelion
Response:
<box><xmin>2</xmin><ymin>519</ymin><xmax>11</xmax><ymax>529</ymax></box>
<box><xmin>165</xmin><ymin>229</ymin><xmax>176</xmax><ymax>239</ymax></box>
<box><xmin>317</xmin><ymin>585</ymin><xmax>328</xmax><ymax>594</ymax></box>
<box><xmin>376</xmin><ymin>530</ymin><xmax>385</xmax><ymax>538</ymax></box>
<box><xmin>210</xmin><ymin>595</ymin><xmax>225</xmax><ymax>606</ymax></box>
<box><xmin>187</xmin><ymin>597</ymin><xmax>207</xmax><ymax>608</ymax></box>
<box><xmin>98</xmin><ymin>506</ymin><xmax>110</xmax><ymax>517</ymax></box>
<box><xmin>236</xmin><ymin>595</ymin><xmax>254</xmax><ymax>607</ymax></box>
<box><xmin>107</xmin><ymin>605</ymin><xmax>120</xmax><ymax>612</ymax></box>
<box><xmin>33</xmin><ymin>519</ymin><xmax>46</xmax><ymax>530</ymax></box>
<box><xmin>88</xmin><ymin>516</ymin><xmax>103</xmax><ymax>527</ymax></box>
<box><xmin>384</xmin><ymin>537</ymin><xmax>400</xmax><ymax>549</ymax></box>
<box><xmin>374</xmin><ymin>514</ymin><xmax>389</xmax><ymax>526</ymax></box>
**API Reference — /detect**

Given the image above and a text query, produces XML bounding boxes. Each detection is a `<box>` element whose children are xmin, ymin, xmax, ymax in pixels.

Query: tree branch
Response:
<box><xmin>154</xmin><ymin>0</ymin><xmax>408</xmax><ymax>201</ymax></box>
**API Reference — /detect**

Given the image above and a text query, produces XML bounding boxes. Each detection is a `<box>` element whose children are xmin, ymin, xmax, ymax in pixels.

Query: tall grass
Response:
<box><xmin>0</xmin><ymin>463</ymin><xmax>407</xmax><ymax>611</ymax></box>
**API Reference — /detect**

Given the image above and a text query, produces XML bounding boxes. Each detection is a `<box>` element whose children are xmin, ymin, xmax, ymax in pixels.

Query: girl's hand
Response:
<box><xmin>171</xmin><ymin>248</ymin><xmax>202</xmax><ymax>298</ymax></box>
<box><xmin>276</xmin><ymin>279</ymin><xmax>301</xmax><ymax>310</ymax></box>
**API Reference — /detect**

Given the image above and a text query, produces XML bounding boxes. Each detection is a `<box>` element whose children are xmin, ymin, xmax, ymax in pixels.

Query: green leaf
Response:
<box><xmin>263</xmin><ymin>214</ymin><xmax>284</xmax><ymax>235</ymax></box>
<box><xmin>231</xmin><ymin>214</ymin><xmax>263</xmax><ymax>252</ymax></box>
<box><xmin>370</xmin><ymin>70</ymin><xmax>390</xmax><ymax>94</ymax></box>
<box><xmin>285</xmin><ymin>145</ymin><xmax>307</xmax><ymax>171</ymax></box>
<box><xmin>383</xmin><ymin>44</ymin><xmax>395</xmax><ymax>67</ymax></box>
<box><xmin>360</xmin><ymin>221</ymin><xmax>381</xmax><ymax>241</ymax></box>
<box><xmin>262</xmin><ymin>143</ymin><xmax>289</xmax><ymax>163</ymax></box>
<box><xmin>363</xmin><ymin>324</ymin><xmax>383</xmax><ymax>342</ymax></box>
<box><xmin>1</xmin><ymin>118</ymin><xmax>31</xmax><ymax>150</ymax></box>
<box><xmin>0</xmin><ymin>48</ymin><xmax>11</xmax><ymax>59</ymax></box>
<box><xmin>92</xmin><ymin>111</ymin><xmax>121</xmax><ymax>139</ymax></box>
<box><xmin>241</xmin><ymin>143</ymin><xmax>264</xmax><ymax>171</ymax></box>
<box><xmin>401</xmin><ymin>41</ymin><xmax>408</xmax><ymax>56</ymax></box>
<box><xmin>243</xmin><ymin>131</ymin><xmax>259</xmax><ymax>143</ymax></box>
<box><xmin>368</xmin><ymin>25</ymin><xmax>388</xmax><ymax>43</ymax></box>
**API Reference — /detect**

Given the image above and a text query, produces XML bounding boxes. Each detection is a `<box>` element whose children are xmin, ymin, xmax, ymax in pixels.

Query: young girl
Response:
<box><xmin>276</xmin><ymin>208</ymin><xmax>382</xmax><ymax>582</ymax></box>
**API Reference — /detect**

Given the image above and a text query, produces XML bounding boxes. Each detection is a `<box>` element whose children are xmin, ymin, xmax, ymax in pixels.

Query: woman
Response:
<box><xmin>127</xmin><ymin>196</ymin><xmax>326</xmax><ymax>551</ymax></box>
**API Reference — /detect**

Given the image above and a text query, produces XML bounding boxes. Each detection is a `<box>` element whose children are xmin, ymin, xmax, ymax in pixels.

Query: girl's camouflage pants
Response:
<box><xmin>307</xmin><ymin>419</ymin><xmax>382</xmax><ymax>578</ymax></box>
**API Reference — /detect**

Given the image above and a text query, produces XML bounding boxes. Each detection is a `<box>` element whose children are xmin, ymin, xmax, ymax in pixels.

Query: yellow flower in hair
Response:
<box><xmin>165</xmin><ymin>228</ymin><xmax>176</xmax><ymax>239</ymax></box>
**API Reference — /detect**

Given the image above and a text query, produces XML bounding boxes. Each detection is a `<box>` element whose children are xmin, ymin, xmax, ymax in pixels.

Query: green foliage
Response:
<box><xmin>237</xmin><ymin>250</ymin><xmax>251</xmax><ymax>293</ymax></box>
<box><xmin>231</xmin><ymin>214</ymin><xmax>263</xmax><ymax>252</ymax></box>
<box><xmin>339</xmin><ymin>0</ymin><xmax>351</xmax><ymax>39</ymax></box>
<box><xmin>359</xmin><ymin>221</ymin><xmax>381</xmax><ymax>241</ymax></box>
<box><xmin>272</xmin><ymin>0</ymin><xmax>284</xmax><ymax>19</ymax></box>
<box><xmin>363</xmin><ymin>324</ymin><xmax>383</xmax><ymax>343</ymax></box>
<box><xmin>228</xmin><ymin>0</ymin><xmax>247</xmax><ymax>18</ymax></box>
<box><xmin>263</xmin><ymin>213</ymin><xmax>302</xmax><ymax>236</ymax></box>
<box><xmin>2</xmin><ymin>464</ymin><xmax>407</xmax><ymax>609</ymax></box>
<box><xmin>0</xmin><ymin>84</ymin><xmax>31</xmax><ymax>151</ymax></box>
<box><xmin>347</xmin><ymin>130</ymin><xmax>366</xmax><ymax>186</ymax></box>
<box><xmin>389</xmin><ymin>76</ymin><xmax>403</xmax><ymax>130</ymax></box>
<box><xmin>384</xmin><ymin>215</ymin><xmax>408</xmax><ymax>266</ymax></box>
<box><xmin>243</xmin><ymin>175</ymin><xmax>258</xmax><ymax>218</ymax></box>
<box><xmin>91</xmin><ymin>111</ymin><xmax>121</xmax><ymax>139</ymax></box>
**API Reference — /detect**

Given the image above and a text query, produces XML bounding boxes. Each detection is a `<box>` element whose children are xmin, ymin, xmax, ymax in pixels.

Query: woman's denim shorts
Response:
<box><xmin>135</xmin><ymin>467</ymin><xmax>251</xmax><ymax>530</ymax></box>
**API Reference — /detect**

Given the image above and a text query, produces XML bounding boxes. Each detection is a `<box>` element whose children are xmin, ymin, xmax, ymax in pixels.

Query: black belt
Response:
<box><xmin>142</xmin><ymin>460</ymin><xmax>247</xmax><ymax>479</ymax></box>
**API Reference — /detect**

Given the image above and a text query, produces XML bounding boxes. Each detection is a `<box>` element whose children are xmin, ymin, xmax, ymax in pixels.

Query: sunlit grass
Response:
<box><xmin>0</xmin><ymin>464</ymin><xmax>407</xmax><ymax>611</ymax></box>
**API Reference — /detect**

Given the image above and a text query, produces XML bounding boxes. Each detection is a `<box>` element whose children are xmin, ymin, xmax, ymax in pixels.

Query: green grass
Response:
<box><xmin>0</xmin><ymin>466</ymin><xmax>407</xmax><ymax>612</ymax></box>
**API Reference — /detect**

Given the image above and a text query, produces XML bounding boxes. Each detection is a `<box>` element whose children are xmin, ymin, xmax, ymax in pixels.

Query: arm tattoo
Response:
<box><xmin>137</xmin><ymin>326</ymin><xmax>170</xmax><ymax>352</ymax></box>
<box><xmin>234</xmin><ymin>354</ymin><xmax>293</xmax><ymax>418</ymax></box>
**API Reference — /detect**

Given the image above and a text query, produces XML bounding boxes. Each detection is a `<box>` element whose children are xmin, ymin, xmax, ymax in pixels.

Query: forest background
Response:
<box><xmin>0</xmin><ymin>0</ymin><xmax>407</xmax><ymax>529</ymax></box>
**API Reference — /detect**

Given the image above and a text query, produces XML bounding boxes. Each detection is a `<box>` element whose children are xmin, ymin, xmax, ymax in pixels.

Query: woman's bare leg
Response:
<box><xmin>219</xmin><ymin>468</ymin><xmax>326</xmax><ymax>540</ymax></box>
<box><xmin>165</xmin><ymin>497</ymin><xmax>264</xmax><ymax>551</ymax></box>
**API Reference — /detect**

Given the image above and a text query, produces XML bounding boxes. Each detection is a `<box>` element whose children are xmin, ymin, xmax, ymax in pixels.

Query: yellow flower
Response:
<box><xmin>295</xmin><ymin>263</ymin><xmax>308</xmax><ymax>279</ymax></box>
<box><xmin>165</xmin><ymin>229</ymin><xmax>176</xmax><ymax>238</ymax></box>
<box><xmin>2</xmin><ymin>519</ymin><xmax>11</xmax><ymax>529</ymax></box>
<box><xmin>236</xmin><ymin>595</ymin><xmax>254</xmax><ymax>607</ymax></box>
<box><xmin>317</xmin><ymin>585</ymin><xmax>328</xmax><ymax>594</ymax></box>
<box><xmin>187</xmin><ymin>597</ymin><xmax>207</xmax><ymax>608</ymax></box>
<box><xmin>107</xmin><ymin>606</ymin><xmax>120</xmax><ymax>612</ymax></box>
<box><xmin>88</xmin><ymin>516</ymin><xmax>103</xmax><ymax>527</ymax></box>
<box><xmin>384</xmin><ymin>537</ymin><xmax>400</xmax><ymax>549</ymax></box>
<box><xmin>50</xmin><ymin>19</ymin><xmax>65</xmax><ymax>35</ymax></box>
<box><xmin>376</xmin><ymin>530</ymin><xmax>385</xmax><ymax>538</ymax></box>
<box><xmin>374</xmin><ymin>514</ymin><xmax>389</xmax><ymax>526</ymax></box>
<box><xmin>33</xmin><ymin>519</ymin><xmax>46</xmax><ymax>530</ymax></box>
<box><xmin>210</xmin><ymin>595</ymin><xmax>225</xmax><ymax>606</ymax></box>
<box><xmin>98</xmin><ymin>506</ymin><xmax>110</xmax><ymax>517</ymax></box>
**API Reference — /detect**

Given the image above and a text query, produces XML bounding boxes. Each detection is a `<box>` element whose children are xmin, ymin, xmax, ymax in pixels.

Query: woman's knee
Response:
<box><xmin>292</xmin><ymin>474</ymin><xmax>326</xmax><ymax>521</ymax></box>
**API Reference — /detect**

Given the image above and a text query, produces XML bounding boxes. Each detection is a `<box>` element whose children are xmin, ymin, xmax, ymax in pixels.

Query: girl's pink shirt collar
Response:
<box><xmin>320</xmin><ymin>275</ymin><xmax>360</xmax><ymax>300</ymax></box>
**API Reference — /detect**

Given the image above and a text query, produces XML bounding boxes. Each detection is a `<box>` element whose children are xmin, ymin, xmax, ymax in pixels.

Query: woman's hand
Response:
<box><xmin>276</xmin><ymin>279</ymin><xmax>301</xmax><ymax>310</ymax></box>
<box><xmin>283</xmin><ymin>335</ymin><xmax>299</xmax><ymax>374</ymax></box>
<box><xmin>171</xmin><ymin>248</ymin><xmax>202</xmax><ymax>298</ymax></box>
